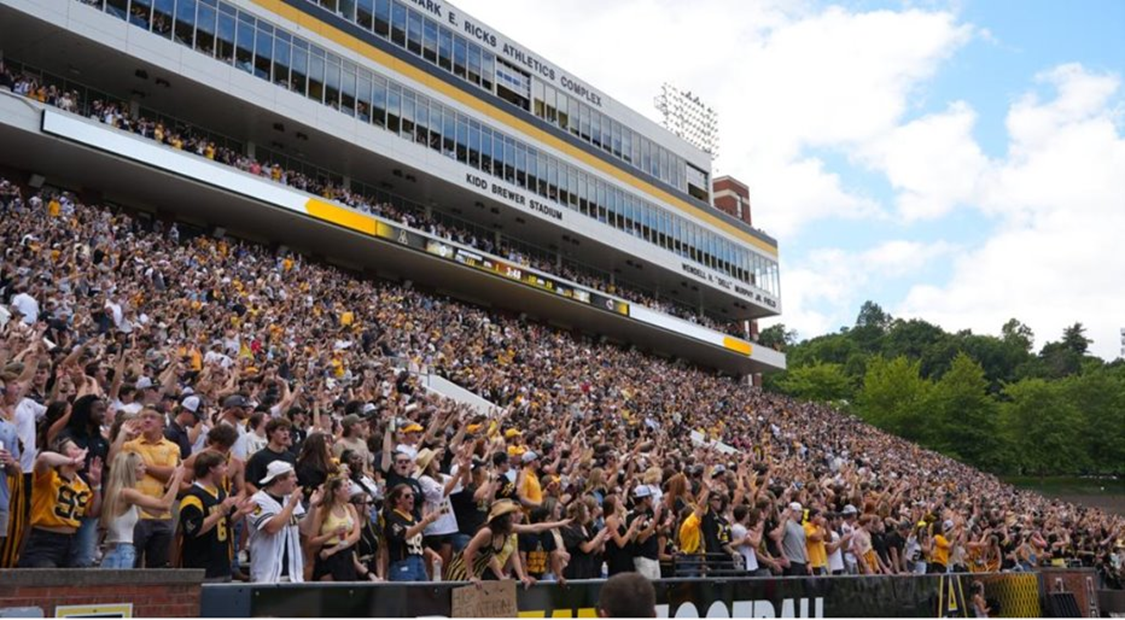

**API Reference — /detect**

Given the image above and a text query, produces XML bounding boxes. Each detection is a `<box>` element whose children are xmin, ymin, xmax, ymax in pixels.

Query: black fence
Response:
<box><xmin>200</xmin><ymin>571</ymin><xmax>1054</xmax><ymax>617</ymax></box>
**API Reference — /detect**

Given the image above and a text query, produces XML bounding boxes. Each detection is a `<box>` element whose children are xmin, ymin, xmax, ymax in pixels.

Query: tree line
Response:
<box><xmin>760</xmin><ymin>302</ymin><xmax>1125</xmax><ymax>477</ymax></box>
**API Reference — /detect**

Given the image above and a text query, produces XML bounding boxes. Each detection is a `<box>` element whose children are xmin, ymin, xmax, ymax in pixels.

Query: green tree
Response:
<box><xmin>927</xmin><ymin>353</ymin><xmax>999</xmax><ymax>468</ymax></box>
<box><xmin>857</xmin><ymin>356</ymin><xmax>932</xmax><ymax>442</ymax></box>
<box><xmin>758</xmin><ymin>323</ymin><xmax>797</xmax><ymax>352</ymax></box>
<box><xmin>1001</xmin><ymin>318</ymin><xmax>1034</xmax><ymax>352</ymax></box>
<box><xmin>1061</xmin><ymin>323</ymin><xmax>1091</xmax><ymax>355</ymax></box>
<box><xmin>852</xmin><ymin>301</ymin><xmax>891</xmax><ymax>353</ymax></box>
<box><xmin>999</xmin><ymin>378</ymin><xmax>1088</xmax><ymax>476</ymax></box>
<box><xmin>776</xmin><ymin>361</ymin><xmax>855</xmax><ymax>403</ymax></box>
<box><xmin>1060</xmin><ymin>367</ymin><xmax>1125</xmax><ymax>475</ymax></box>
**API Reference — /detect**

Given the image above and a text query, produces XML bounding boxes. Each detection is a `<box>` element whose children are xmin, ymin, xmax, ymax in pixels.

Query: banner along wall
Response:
<box><xmin>199</xmin><ymin>572</ymin><xmax>1042</xmax><ymax>618</ymax></box>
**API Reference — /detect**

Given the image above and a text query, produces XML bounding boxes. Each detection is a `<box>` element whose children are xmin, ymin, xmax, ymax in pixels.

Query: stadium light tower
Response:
<box><xmin>655</xmin><ymin>83</ymin><xmax>719</xmax><ymax>160</ymax></box>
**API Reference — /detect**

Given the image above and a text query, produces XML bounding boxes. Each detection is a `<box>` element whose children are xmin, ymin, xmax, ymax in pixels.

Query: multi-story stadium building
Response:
<box><xmin>0</xmin><ymin>0</ymin><xmax>784</xmax><ymax>377</ymax></box>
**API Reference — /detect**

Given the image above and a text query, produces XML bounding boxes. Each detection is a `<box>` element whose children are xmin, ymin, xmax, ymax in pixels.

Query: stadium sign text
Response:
<box><xmin>682</xmin><ymin>263</ymin><xmax>778</xmax><ymax>309</ymax></box>
<box><xmin>465</xmin><ymin>173</ymin><xmax>562</xmax><ymax>221</ymax></box>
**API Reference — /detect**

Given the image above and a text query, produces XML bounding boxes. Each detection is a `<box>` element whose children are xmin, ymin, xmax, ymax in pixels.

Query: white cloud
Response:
<box><xmin>857</xmin><ymin>101</ymin><xmax>988</xmax><ymax>220</ymax></box>
<box><xmin>898</xmin><ymin>64</ymin><xmax>1125</xmax><ymax>359</ymax></box>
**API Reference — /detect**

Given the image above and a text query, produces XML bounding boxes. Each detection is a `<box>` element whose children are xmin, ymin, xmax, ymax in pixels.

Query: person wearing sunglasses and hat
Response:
<box><xmin>447</xmin><ymin>499</ymin><xmax>571</xmax><ymax>585</ymax></box>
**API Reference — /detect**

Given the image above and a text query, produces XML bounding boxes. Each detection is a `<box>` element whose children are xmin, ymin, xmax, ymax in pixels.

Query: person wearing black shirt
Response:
<box><xmin>491</xmin><ymin>451</ymin><xmax>517</xmax><ymax>503</ymax></box>
<box><xmin>164</xmin><ymin>397</ymin><xmax>203</xmax><ymax>459</ymax></box>
<box><xmin>351</xmin><ymin>491</ymin><xmax>383</xmax><ymax>581</ymax></box>
<box><xmin>180</xmin><ymin>451</ymin><xmax>245</xmax><ymax>580</ymax></box>
<box><xmin>382</xmin><ymin>450</ymin><xmax>424</xmax><ymax>520</ymax></box>
<box><xmin>244</xmin><ymin>418</ymin><xmax>295</xmax><ymax>494</ymax></box>
<box><xmin>450</xmin><ymin>460</ymin><xmax>489</xmax><ymax>550</ymax></box>
<box><xmin>702</xmin><ymin>493</ymin><xmax>733</xmax><ymax>571</ymax></box>
<box><xmin>383</xmin><ymin>483</ymin><xmax>438</xmax><ymax>581</ymax></box>
<box><xmin>603</xmin><ymin>495</ymin><xmax>638</xmax><ymax>576</ymax></box>
<box><xmin>56</xmin><ymin>395</ymin><xmax>110</xmax><ymax>568</ymax></box>
<box><xmin>628</xmin><ymin>486</ymin><xmax>662</xmax><ymax>580</ymax></box>
<box><xmin>561</xmin><ymin>501</ymin><xmax>610</xmax><ymax>580</ymax></box>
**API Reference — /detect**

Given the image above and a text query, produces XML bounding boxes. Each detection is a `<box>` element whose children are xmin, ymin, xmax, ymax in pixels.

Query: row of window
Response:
<box><xmin>77</xmin><ymin>0</ymin><xmax>780</xmax><ymax>296</ymax></box>
<box><xmin>302</xmin><ymin>0</ymin><xmax>695</xmax><ymax>197</ymax></box>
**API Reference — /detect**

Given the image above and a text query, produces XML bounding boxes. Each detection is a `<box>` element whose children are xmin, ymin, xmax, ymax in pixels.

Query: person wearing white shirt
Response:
<box><xmin>248</xmin><ymin>461</ymin><xmax>311</xmax><ymax>583</ymax></box>
<box><xmin>10</xmin><ymin>289</ymin><xmax>39</xmax><ymax>325</ymax></box>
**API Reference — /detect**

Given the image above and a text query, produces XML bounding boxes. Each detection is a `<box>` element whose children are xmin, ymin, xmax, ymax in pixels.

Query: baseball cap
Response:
<box><xmin>521</xmin><ymin>451</ymin><xmax>539</xmax><ymax>464</ymax></box>
<box><xmin>789</xmin><ymin>502</ymin><xmax>803</xmax><ymax>512</ymax></box>
<box><xmin>180</xmin><ymin>395</ymin><xmax>202</xmax><ymax>416</ymax></box>
<box><xmin>259</xmin><ymin>460</ymin><xmax>295</xmax><ymax>486</ymax></box>
<box><xmin>400</xmin><ymin>422</ymin><xmax>423</xmax><ymax>433</ymax></box>
<box><xmin>842</xmin><ymin>504</ymin><xmax>858</xmax><ymax>515</ymax></box>
<box><xmin>342</xmin><ymin>414</ymin><xmax>363</xmax><ymax>429</ymax></box>
<box><xmin>943</xmin><ymin>519</ymin><xmax>955</xmax><ymax>532</ymax></box>
<box><xmin>634</xmin><ymin>485</ymin><xmax>653</xmax><ymax>498</ymax></box>
<box><xmin>504</xmin><ymin>428</ymin><xmax>522</xmax><ymax>439</ymax></box>
<box><xmin>222</xmin><ymin>394</ymin><xmax>250</xmax><ymax>409</ymax></box>
<box><xmin>136</xmin><ymin>376</ymin><xmax>155</xmax><ymax>390</ymax></box>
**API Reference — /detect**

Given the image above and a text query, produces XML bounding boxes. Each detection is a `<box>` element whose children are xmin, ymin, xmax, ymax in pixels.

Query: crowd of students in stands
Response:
<box><xmin>0</xmin><ymin>62</ymin><xmax>748</xmax><ymax>340</ymax></box>
<box><xmin>1</xmin><ymin>178</ymin><xmax>1122</xmax><ymax>591</ymax></box>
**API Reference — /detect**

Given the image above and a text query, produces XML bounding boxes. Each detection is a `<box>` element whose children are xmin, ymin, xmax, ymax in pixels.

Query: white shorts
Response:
<box><xmin>634</xmin><ymin>556</ymin><xmax>660</xmax><ymax>581</ymax></box>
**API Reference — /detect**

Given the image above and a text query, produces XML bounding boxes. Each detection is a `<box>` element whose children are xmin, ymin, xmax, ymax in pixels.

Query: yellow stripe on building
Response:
<box><xmin>305</xmin><ymin>198</ymin><xmax>378</xmax><ymax>234</ymax></box>
<box><xmin>250</xmin><ymin>0</ymin><xmax>778</xmax><ymax>257</ymax></box>
<box><xmin>723</xmin><ymin>337</ymin><xmax>753</xmax><ymax>356</ymax></box>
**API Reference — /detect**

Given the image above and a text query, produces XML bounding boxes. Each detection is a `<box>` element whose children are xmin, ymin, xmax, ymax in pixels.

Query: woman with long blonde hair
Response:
<box><xmin>99</xmin><ymin>451</ymin><xmax>184</xmax><ymax>569</ymax></box>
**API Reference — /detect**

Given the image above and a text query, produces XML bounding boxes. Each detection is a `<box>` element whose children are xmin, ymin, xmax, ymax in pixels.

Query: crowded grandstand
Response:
<box><xmin>0</xmin><ymin>0</ymin><xmax>1123</xmax><ymax>615</ymax></box>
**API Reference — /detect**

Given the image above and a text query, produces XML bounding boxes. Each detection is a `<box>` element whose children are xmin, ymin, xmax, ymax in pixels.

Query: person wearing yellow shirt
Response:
<box><xmin>676</xmin><ymin>467</ymin><xmax>714</xmax><ymax>576</ymax></box>
<box><xmin>929</xmin><ymin>519</ymin><xmax>958</xmax><ymax>573</ymax></box>
<box><xmin>112</xmin><ymin>408</ymin><xmax>181</xmax><ymax>569</ymax></box>
<box><xmin>804</xmin><ymin>509</ymin><xmax>829</xmax><ymax>575</ymax></box>
<box><xmin>17</xmin><ymin>437</ymin><xmax>103</xmax><ymax>568</ymax></box>
<box><xmin>517</xmin><ymin>451</ymin><xmax>542</xmax><ymax>510</ymax></box>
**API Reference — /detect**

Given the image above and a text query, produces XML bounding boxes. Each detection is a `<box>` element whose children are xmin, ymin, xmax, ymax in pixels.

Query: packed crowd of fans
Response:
<box><xmin>1</xmin><ymin>177</ymin><xmax>1122</xmax><ymax>591</ymax></box>
<box><xmin>1</xmin><ymin>62</ymin><xmax>747</xmax><ymax>339</ymax></box>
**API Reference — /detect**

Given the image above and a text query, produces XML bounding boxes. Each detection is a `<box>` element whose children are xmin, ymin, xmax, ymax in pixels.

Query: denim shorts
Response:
<box><xmin>101</xmin><ymin>543</ymin><xmax>137</xmax><ymax>569</ymax></box>
<box><xmin>389</xmin><ymin>555</ymin><xmax>428</xmax><ymax>582</ymax></box>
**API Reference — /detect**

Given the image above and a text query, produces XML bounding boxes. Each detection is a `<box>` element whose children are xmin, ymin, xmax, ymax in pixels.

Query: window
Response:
<box><xmin>254</xmin><ymin>24</ymin><xmax>273</xmax><ymax>80</ymax></box>
<box><xmin>390</xmin><ymin>2</ymin><xmax>406</xmax><ymax>46</ymax></box>
<box><xmin>195</xmin><ymin>0</ymin><xmax>217</xmax><ymax>56</ymax></box>
<box><xmin>153</xmin><ymin>0</ymin><xmax>174</xmax><ymax>38</ymax></box>
<box><xmin>437</xmin><ymin>26</ymin><xmax>452</xmax><ymax>71</ymax></box>
<box><xmin>442</xmin><ymin>105</ymin><xmax>456</xmax><ymax>156</ymax></box>
<box><xmin>466</xmin><ymin>43</ymin><xmax>481</xmax><ymax>85</ymax></box>
<box><xmin>290</xmin><ymin>39</ymin><xmax>308</xmax><ymax>95</ymax></box>
<box><xmin>426</xmin><ymin>101</ymin><xmax>440</xmax><ymax>150</ymax></box>
<box><xmin>422</xmin><ymin>17</ymin><xmax>437</xmax><ymax>62</ymax></box>
<box><xmin>338</xmin><ymin>0</ymin><xmax>356</xmax><ymax>21</ymax></box>
<box><xmin>307</xmin><ymin>48</ymin><xmax>325</xmax><ymax>102</ymax></box>
<box><xmin>174</xmin><ymin>0</ymin><xmax>197</xmax><ymax>47</ymax></box>
<box><xmin>515</xmin><ymin>143</ymin><xmax>527</xmax><ymax>187</ymax></box>
<box><xmin>371</xmin><ymin>75</ymin><xmax>387</xmax><ymax>127</ymax></box>
<box><xmin>107</xmin><ymin>0</ymin><xmax>130</xmax><ymax>23</ymax></box>
<box><xmin>273</xmin><ymin>32</ymin><xmax>291</xmax><ymax>87</ymax></box>
<box><xmin>357</xmin><ymin>0</ymin><xmax>373</xmax><ymax>30</ymax></box>
<box><xmin>590</xmin><ymin>111</ymin><xmax>602</xmax><ymax>149</ymax></box>
<box><xmin>622</xmin><ymin>128</ymin><xmax>632</xmax><ymax>164</ymax></box>
<box><xmin>481</xmin><ymin>50</ymin><xmax>494</xmax><ymax>92</ymax></box>
<box><xmin>480</xmin><ymin>127</ymin><xmax>492</xmax><ymax>172</ymax></box>
<box><xmin>356</xmin><ymin>72</ymin><xmax>371</xmax><ymax>121</ymax></box>
<box><xmin>406</xmin><ymin>9</ymin><xmax>422</xmax><ymax>54</ymax></box>
<box><xmin>386</xmin><ymin>83</ymin><xmax>401</xmax><ymax>133</ymax></box>
<box><xmin>455</xmin><ymin>114</ymin><xmax>468</xmax><ymax>163</ymax></box>
<box><xmin>216</xmin><ymin>4</ymin><xmax>235</xmax><ymax>63</ymax></box>
<box><xmin>468</xmin><ymin>119</ymin><xmax>481</xmax><ymax>169</ymax></box>
<box><xmin>324</xmin><ymin>55</ymin><xmax>341</xmax><ymax>109</ymax></box>
<box><xmin>340</xmin><ymin>61</ymin><xmax>357</xmax><ymax>116</ymax></box>
<box><xmin>557</xmin><ymin>94</ymin><xmax>569</xmax><ymax>131</ymax></box>
<box><xmin>373</xmin><ymin>0</ymin><xmax>389</xmax><ymax>36</ymax></box>
<box><xmin>452</xmin><ymin>35</ymin><xmax>466</xmax><ymax>78</ymax></box>
<box><xmin>235</xmin><ymin>13</ymin><xmax>255</xmax><ymax>73</ymax></box>
<box><xmin>400</xmin><ymin>90</ymin><xmax>415</xmax><ymax>139</ymax></box>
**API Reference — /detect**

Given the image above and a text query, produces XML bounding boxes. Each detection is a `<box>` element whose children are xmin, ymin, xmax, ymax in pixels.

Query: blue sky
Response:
<box><xmin>458</xmin><ymin>0</ymin><xmax>1125</xmax><ymax>359</ymax></box>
